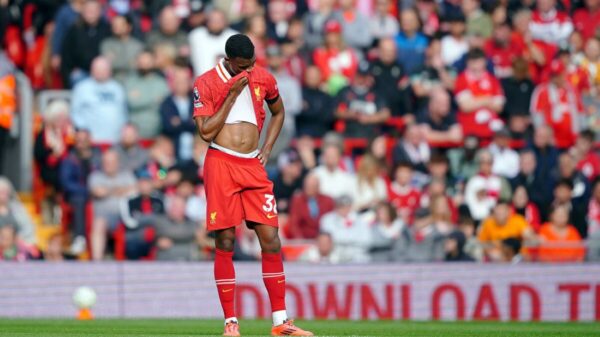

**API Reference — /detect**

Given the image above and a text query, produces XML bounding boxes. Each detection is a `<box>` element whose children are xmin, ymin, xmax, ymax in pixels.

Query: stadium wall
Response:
<box><xmin>1</xmin><ymin>263</ymin><xmax>599</xmax><ymax>321</ymax></box>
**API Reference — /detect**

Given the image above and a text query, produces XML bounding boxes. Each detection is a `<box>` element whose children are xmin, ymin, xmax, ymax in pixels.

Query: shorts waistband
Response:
<box><xmin>207</xmin><ymin>146</ymin><xmax>259</xmax><ymax>165</ymax></box>
<box><xmin>209</xmin><ymin>142</ymin><xmax>259</xmax><ymax>158</ymax></box>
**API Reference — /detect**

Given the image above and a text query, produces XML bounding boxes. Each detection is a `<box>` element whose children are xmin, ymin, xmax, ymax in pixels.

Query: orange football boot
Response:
<box><xmin>271</xmin><ymin>319</ymin><xmax>313</xmax><ymax>336</ymax></box>
<box><xmin>223</xmin><ymin>321</ymin><xmax>241</xmax><ymax>336</ymax></box>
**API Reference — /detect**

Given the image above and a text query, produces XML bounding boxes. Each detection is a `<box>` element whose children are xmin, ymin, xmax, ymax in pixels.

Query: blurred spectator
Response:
<box><xmin>557</xmin><ymin>152</ymin><xmax>590</xmax><ymax>237</ymax></box>
<box><xmin>320</xmin><ymin>195</ymin><xmax>372</xmax><ymax>263</ymax></box>
<box><xmin>312</xmin><ymin>143</ymin><xmax>355</xmax><ymax>199</ymax></box>
<box><xmin>287</xmin><ymin>173</ymin><xmax>334</xmax><ymax>239</ymax></box>
<box><xmin>59</xmin><ymin>129</ymin><xmax>101</xmax><ymax>254</ymax></box>
<box><xmin>418</xmin><ymin>86</ymin><xmax>463</xmax><ymax>143</ymax></box>
<box><xmin>370</xmin><ymin>202</ymin><xmax>404</xmax><ymax>261</ymax></box>
<box><xmin>445</xmin><ymin>230</ymin><xmax>475</xmax><ymax>262</ymax></box>
<box><xmin>112</xmin><ymin>124</ymin><xmax>149</xmax><ymax>173</ymax></box>
<box><xmin>145</xmin><ymin>6</ymin><xmax>189</xmax><ymax>57</ymax></box>
<box><xmin>266</xmin><ymin>0</ymin><xmax>294</xmax><ymax>42</ymax></box>
<box><xmin>500</xmin><ymin>58</ymin><xmax>535</xmax><ymax>138</ymax></box>
<box><xmin>0</xmin><ymin>177</ymin><xmax>35</xmax><ymax>245</ymax></box>
<box><xmin>392</xmin><ymin>123</ymin><xmax>431</xmax><ymax>172</ymax></box>
<box><xmin>335</xmin><ymin>62</ymin><xmax>391</xmax><ymax>139</ymax></box>
<box><xmin>478</xmin><ymin>200</ymin><xmax>533</xmax><ymax>261</ymax></box>
<box><xmin>530</xmin><ymin>0</ymin><xmax>573</xmax><ymax>48</ymax></box>
<box><xmin>303</xmin><ymin>0</ymin><xmax>335</xmax><ymax>50</ymax></box>
<box><xmin>448</xmin><ymin>136</ymin><xmax>480</xmax><ymax>181</ymax></box>
<box><xmin>60</xmin><ymin>0</ymin><xmax>110</xmax><ymax>88</ymax></box>
<box><xmin>296</xmin><ymin>66</ymin><xmax>335</xmax><ymax>137</ymax></box>
<box><xmin>462</xmin><ymin>0</ymin><xmax>492</xmax><ymax>39</ymax></box>
<box><xmin>370</xmin><ymin>38</ymin><xmax>413</xmax><ymax>119</ymax></box>
<box><xmin>333</xmin><ymin>0</ymin><xmax>372</xmax><ymax>50</ymax></box>
<box><xmin>352</xmin><ymin>154</ymin><xmax>387</xmax><ymax>211</ymax></box>
<box><xmin>369</xmin><ymin>0</ymin><xmax>400</xmax><ymax>42</ymax></box>
<box><xmin>0</xmin><ymin>51</ymin><xmax>16</xmax><ymax>172</ymax></box>
<box><xmin>298</xmin><ymin>232</ymin><xmax>335</xmax><ymax>263</ymax></box>
<box><xmin>464</xmin><ymin>149</ymin><xmax>511</xmax><ymax>222</ymax></box>
<box><xmin>173</xmin><ymin>179</ymin><xmax>207</xmax><ymax>226</ymax></box>
<box><xmin>34</xmin><ymin>100</ymin><xmax>73</xmax><ymax>224</ymax></box>
<box><xmin>124</xmin><ymin>50</ymin><xmax>170</xmax><ymax>139</ymax></box>
<box><xmin>488</xmin><ymin>128</ymin><xmax>519</xmax><ymax>179</ymax></box>
<box><xmin>189</xmin><ymin>9</ymin><xmax>237</xmax><ymax>76</ymax></box>
<box><xmin>512</xmin><ymin>184</ymin><xmax>542</xmax><ymax>232</ymax></box>
<box><xmin>281</xmin><ymin>29</ymin><xmax>307</xmax><ymax>82</ymax></box>
<box><xmin>580</xmin><ymin>38</ymin><xmax>600</xmax><ymax>89</ymax></box>
<box><xmin>455</xmin><ymin>48</ymin><xmax>505</xmax><ymax>139</ymax></box>
<box><xmin>172</xmin><ymin>136</ymin><xmax>208</xmax><ymax>183</ymax></box>
<box><xmin>144</xmin><ymin>136</ymin><xmax>178</xmax><ymax>191</ymax></box>
<box><xmin>500</xmin><ymin>238</ymin><xmax>523</xmax><ymax>264</ymax></box>
<box><xmin>160</xmin><ymin>66</ymin><xmax>195</xmax><ymax>162</ymax></box>
<box><xmin>245</xmin><ymin>15</ymin><xmax>268</xmax><ymax>67</ymax></box>
<box><xmin>484</xmin><ymin>21</ymin><xmax>525</xmax><ymax>79</ymax></box>
<box><xmin>572</xmin><ymin>130</ymin><xmax>600</xmax><ymax>182</ymax></box>
<box><xmin>89</xmin><ymin>150</ymin><xmax>136</xmax><ymax>260</ymax></box>
<box><xmin>429</xmin><ymin>194</ymin><xmax>455</xmax><ymax>235</ymax></box>
<box><xmin>573</xmin><ymin>0</ymin><xmax>600</xmax><ymax>41</ymax></box>
<box><xmin>155</xmin><ymin>195</ymin><xmax>202</xmax><ymax>261</ymax></box>
<box><xmin>100</xmin><ymin>14</ymin><xmax>144</xmax><ymax>81</ymax></box>
<box><xmin>388</xmin><ymin>162</ymin><xmax>421</xmax><ymax>224</ymax></box>
<box><xmin>441</xmin><ymin>13</ymin><xmax>468</xmax><ymax>66</ymax></box>
<box><xmin>43</xmin><ymin>233</ymin><xmax>73</xmax><ymax>261</ymax></box>
<box><xmin>51</xmin><ymin>0</ymin><xmax>85</xmax><ymax>70</ymax></box>
<box><xmin>395</xmin><ymin>8</ymin><xmax>428</xmax><ymax>75</ymax></box>
<box><xmin>313</xmin><ymin>20</ymin><xmax>359</xmax><ymax>91</ymax></box>
<box><xmin>588</xmin><ymin>178</ymin><xmax>600</xmax><ymax>236</ymax></box>
<box><xmin>537</xmin><ymin>205</ymin><xmax>585</xmax><ymax>262</ymax></box>
<box><xmin>0</xmin><ymin>226</ymin><xmax>31</xmax><ymax>262</ymax></box>
<box><xmin>274</xmin><ymin>149</ymin><xmax>305</xmax><ymax>214</ymax></box>
<box><xmin>459</xmin><ymin>216</ymin><xmax>484</xmax><ymax>261</ymax></box>
<box><xmin>70</xmin><ymin>56</ymin><xmax>127</xmax><ymax>144</ymax></box>
<box><xmin>229</xmin><ymin>0</ymin><xmax>264</xmax><ymax>32</ymax></box>
<box><xmin>531</xmin><ymin>59</ymin><xmax>583</xmax><ymax>149</ymax></box>
<box><xmin>391</xmin><ymin>207</ymin><xmax>445</xmax><ymax>262</ymax></box>
<box><xmin>529</xmin><ymin>125</ymin><xmax>559</xmax><ymax>214</ymax></box>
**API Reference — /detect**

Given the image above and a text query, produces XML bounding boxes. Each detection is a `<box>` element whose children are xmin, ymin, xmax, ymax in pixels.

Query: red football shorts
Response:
<box><xmin>204</xmin><ymin>148</ymin><xmax>279</xmax><ymax>231</ymax></box>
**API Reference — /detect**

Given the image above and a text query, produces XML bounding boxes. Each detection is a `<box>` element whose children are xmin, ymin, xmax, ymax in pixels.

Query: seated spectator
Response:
<box><xmin>0</xmin><ymin>177</ymin><xmax>35</xmax><ymax>245</ymax></box>
<box><xmin>287</xmin><ymin>173</ymin><xmax>335</xmax><ymax>239</ymax></box>
<box><xmin>459</xmin><ymin>215</ymin><xmax>484</xmax><ymax>261</ymax></box>
<box><xmin>464</xmin><ymin>149</ymin><xmax>511</xmax><ymax>222</ymax></box>
<box><xmin>265</xmin><ymin>0</ymin><xmax>294</xmax><ymax>42</ymax></box>
<box><xmin>0</xmin><ymin>226</ymin><xmax>32</xmax><ymax>262</ymax></box>
<box><xmin>303</xmin><ymin>0</ymin><xmax>335</xmax><ymax>50</ymax></box>
<box><xmin>50</xmin><ymin>0</ymin><xmax>84</xmax><ymax>71</ymax></box>
<box><xmin>417</xmin><ymin>86</ymin><xmax>463</xmax><ymax>144</ymax></box>
<box><xmin>172</xmin><ymin>136</ymin><xmax>209</xmax><ymax>183</ymax></box>
<box><xmin>333</xmin><ymin>0</ymin><xmax>372</xmax><ymax>50</ymax></box>
<box><xmin>441</xmin><ymin>13</ymin><xmax>468</xmax><ymax>66</ymax></box>
<box><xmin>478</xmin><ymin>200</ymin><xmax>533</xmax><ymax>261</ymax></box>
<box><xmin>145</xmin><ymin>6</ymin><xmax>189</xmax><ymax>57</ymax></box>
<box><xmin>312</xmin><ymin>143</ymin><xmax>355</xmax><ymax>199</ymax></box>
<box><xmin>430</xmin><ymin>195</ymin><xmax>455</xmax><ymax>235</ymax></box>
<box><xmin>89</xmin><ymin>150</ymin><xmax>136</xmax><ymax>260</ymax></box>
<box><xmin>537</xmin><ymin>205</ymin><xmax>585</xmax><ymax>262</ymax></box>
<box><xmin>392</xmin><ymin>123</ymin><xmax>431</xmax><ymax>173</ymax></box>
<box><xmin>500</xmin><ymin>238</ymin><xmax>523</xmax><ymax>264</ymax></box>
<box><xmin>43</xmin><ymin>233</ymin><xmax>74</xmax><ymax>262</ymax></box>
<box><xmin>0</xmin><ymin>51</ymin><xmax>16</xmax><ymax>173</ymax></box>
<box><xmin>143</xmin><ymin>136</ymin><xmax>178</xmax><ymax>191</ymax></box>
<box><xmin>273</xmin><ymin>149</ymin><xmax>305</xmax><ymax>214</ymax></box>
<box><xmin>124</xmin><ymin>50</ymin><xmax>170</xmax><ymax>139</ymax></box>
<box><xmin>511</xmin><ymin>150</ymin><xmax>552</xmax><ymax>219</ymax></box>
<box><xmin>59</xmin><ymin>129</ymin><xmax>101</xmax><ymax>254</ymax></box>
<box><xmin>484</xmin><ymin>21</ymin><xmax>524</xmax><ymax>79</ymax></box>
<box><xmin>320</xmin><ymin>195</ymin><xmax>372</xmax><ymax>263</ymax></box>
<box><xmin>488</xmin><ymin>128</ymin><xmax>520</xmax><ymax>179</ymax></box>
<box><xmin>160</xmin><ymin>65</ymin><xmax>196</xmax><ymax>162</ymax></box>
<box><xmin>388</xmin><ymin>162</ymin><xmax>421</xmax><ymax>224</ymax></box>
<box><xmin>370</xmin><ymin>38</ymin><xmax>413</xmax><ymax>120</ymax></box>
<box><xmin>557</xmin><ymin>152</ymin><xmax>591</xmax><ymax>237</ymax></box>
<box><xmin>395</xmin><ymin>8</ymin><xmax>429</xmax><ymax>75</ymax></box>
<box><xmin>352</xmin><ymin>154</ymin><xmax>387</xmax><ymax>211</ymax></box>
<box><xmin>445</xmin><ymin>230</ymin><xmax>475</xmax><ymax>262</ymax></box>
<box><xmin>313</xmin><ymin>20</ymin><xmax>359</xmax><ymax>91</ymax></box>
<box><xmin>448</xmin><ymin>136</ymin><xmax>480</xmax><ymax>181</ymax></box>
<box><xmin>462</xmin><ymin>0</ymin><xmax>492</xmax><ymax>38</ymax></box>
<box><xmin>425</xmin><ymin>153</ymin><xmax>459</xmax><ymax>198</ymax></box>
<box><xmin>296</xmin><ymin>66</ymin><xmax>335</xmax><ymax>138</ymax></box>
<box><xmin>112</xmin><ymin>124</ymin><xmax>149</xmax><ymax>173</ymax></box>
<box><xmin>155</xmin><ymin>195</ymin><xmax>203</xmax><ymax>261</ymax></box>
<box><xmin>370</xmin><ymin>202</ymin><xmax>404</xmax><ymax>262</ymax></box>
<box><xmin>298</xmin><ymin>232</ymin><xmax>335</xmax><ymax>263</ymax></box>
<box><xmin>369</xmin><ymin>0</ymin><xmax>399</xmax><ymax>41</ymax></box>
<box><xmin>173</xmin><ymin>179</ymin><xmax>207</xmax><ymax>226</ymax></box>
<box><xmin>60</xmin><ymin>0</ymin><xmax>110</xmax><ymax>87</ymax></box>
<box><xmin>573</xmin><ymin>0</ymin><xmax>600</xmax><ymax>41</ymax></box>
<box><xmin>530</xmin><ymin>0</ymin><xmax>573</xmax><ymax>48</ymax></box>
<box><xmin>530</xmin><ymin>59</ymin><xmax>583</xmax><ymax>150</ymax></box>
<box><xmin>70</xmin><ymin>57</ymin><xmax>127</xmax><ymax>144</ymax></box>
<box><xmin>245</xmin><ymin>15</ymin><xmax>268</xmax><ymax>67</ymax></box>
<box><xmin>391</xmin><ymin>207</ymin><xmax>445</xmax><ymax>262</ymax></box>
<box><xmin>588</xmin><ymin>178</ymin><xmax>600</xmax><ymax>237</ymax></box>
<box><xmin>119</xmin><ymin>170</ymin><xmax>165</xmax><ymax>260</ymax></box>
<box><xmin>100</xmin><ymin>14</ymin><xmax>144</xmax><ymax>81</ymax></box>
<box><xmin>500</xmin><ymin>58</ymin><xmax>535</xmax><ymax>139</ymax></box>
<box><xmin>511</xmin><ymin>185</ymin><xmax>542</xmax><ymax>232</ymax></box>
<box><xmin>572</xmin><ymin>130</ymin><xmax>600</xmax><ymax>182</ymax></box>
<box><xmin>455</xmin><ymin>48</ymin><xmax>505</xmax><ymax>139</ymax></box>
<box><xmin>189</xmin><ymin>9</ymin><xmax>237</xmax><ymax>76</ymax></box>
<box><xmin>34</xmin><ymin>100</ymin><xmax>73</xmax><ymax>224</ymax></box>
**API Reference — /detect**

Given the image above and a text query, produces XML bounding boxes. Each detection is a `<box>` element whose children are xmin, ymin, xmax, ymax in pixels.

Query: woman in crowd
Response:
<box><xmin>536</xmin><ymin>205</ymin><xmax>585</xmax><ymax>262</ymax></box>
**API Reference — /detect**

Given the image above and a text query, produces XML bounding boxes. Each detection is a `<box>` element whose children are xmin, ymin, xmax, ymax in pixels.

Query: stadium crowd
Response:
<box><xmin>1</xmin><ymin>0</ymin><xmax>600</xmax><ymax>263</ymax></box>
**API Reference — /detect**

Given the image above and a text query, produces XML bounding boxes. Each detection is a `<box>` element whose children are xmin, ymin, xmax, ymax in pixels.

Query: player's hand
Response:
<box><xmin>258</xmin><ymin>147</ymin><xmax>271</xmax><ymax>166</ymax></box>
<box><xmin>228</xmin><ymin>75</ymin><xmax>249</xmax><ymax>97</ymax></box>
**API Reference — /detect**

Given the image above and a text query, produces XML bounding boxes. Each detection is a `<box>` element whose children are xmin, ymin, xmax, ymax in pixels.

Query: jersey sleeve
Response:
<box><xmin>264</xmin><ymin>72</ymin><xmax>280</xmax><ymax>104</ymax></box>
<box><xmin>192</xmin><ymin>76</ymin><xmax>215</xmax><ymax>117</ymax></box>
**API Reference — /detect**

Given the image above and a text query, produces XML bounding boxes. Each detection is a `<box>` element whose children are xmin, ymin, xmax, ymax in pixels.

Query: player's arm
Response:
<box><xmin>258</xmin><ymin>96</ymin><xmax>285</xmax><ymax>165</ymax></box>
<box><xmin>194</xmin><ymin>76</ymin><xmax>249</xmax><ymax>142</ymax></box>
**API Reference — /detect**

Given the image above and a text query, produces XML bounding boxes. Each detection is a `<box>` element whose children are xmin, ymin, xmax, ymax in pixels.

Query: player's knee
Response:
<box><xmin>261</xmin><ymin>235</ymin><xmax>281</xmax><ymax>254</ymax></box>
<box><xmin>215</xmin><ymin>237</ymin><xmax>235</xmax><ymax>252</ymax></box>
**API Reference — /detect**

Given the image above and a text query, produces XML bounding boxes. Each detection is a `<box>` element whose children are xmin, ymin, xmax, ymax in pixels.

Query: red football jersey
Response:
<box><xmin>192</xmin><ymin>59</ymin><xmax>279</xmax><ymax>134</ymax></box>
<box><xmin>388</xmin><ymin>182</ymin><xmax>421</xmax><ymax>224</ymax></box>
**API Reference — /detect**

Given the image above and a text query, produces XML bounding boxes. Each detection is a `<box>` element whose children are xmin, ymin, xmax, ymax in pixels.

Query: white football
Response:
<box><xmin>72</xmin><ymin>286</ymin><xmax>97</xmax><ymax>309</ymax></box>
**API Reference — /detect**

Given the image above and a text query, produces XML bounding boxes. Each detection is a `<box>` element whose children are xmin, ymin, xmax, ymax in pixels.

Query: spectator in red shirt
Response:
<box><xmin>484</xmin><ymin>22</ymin><xmax>524</xmax><ymax>79</ymax></box>
<box><xmin>572</xmin><ymin>129</ymin><xmax>600</xmax><ymax>181</ymax></box>
<box><xmin>313</xmin><ymin>20</ymin><xmax>359</xmax><ymax>91</ymax></box>
<box><xmin>511</xmin><ymin>184</ymin><xmax>542</xmax><ymax>232</ymax></box>
<box><xmin>454</xmin><ymin>48</ymin><xmax>505</xmax><ymax>139</ymax></box>
<box><xmin>286</xmin><ymin>173</ymin><xmax>335</xmax><ymax>239</ymax></box>
<box><xmin>573</xmin><ymin>0</ymin><xmax>600</xmax><ymax>42</ymax></box>
<box><xmin>388</xmin><ymin>162</ymin><xmax>421</xmax><ymax>224</ymax></box>
<box><xmin>529</xmin><ymin>0</ymin><xmax>573</xmax><ymax>48</ymax></box>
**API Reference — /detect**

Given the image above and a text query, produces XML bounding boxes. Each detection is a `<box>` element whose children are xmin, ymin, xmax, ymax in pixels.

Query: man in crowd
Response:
<box><xmin>287</xmin><ymin>173</ymin><xmax>334</xmax><ymax>239</ymax></box>
<box><xmin>312</xmin><ymin>143</ymin><xmax>355</xmax><ymax>199</ymax></box>
<box><xmin>100</xmin><ymin>14</ymin><xmax>144</xmax><ymax>81</ymax></box>
<box><xmin>145</xmin><ymin>6</ymin><xmax>189</xmax><ymax>56</ymax></box>
<box><xmin>189</xmin><ymin>9</ymin><xmax>237</xmax><ymax>76</ymax></box>
<box><xmin>112</xmin><ymin>124</ymin><xmax>149</xmax><ymax>173</ymax></box>
<box><xmin>296</xmin><ymin>66</ymin><xmax>335</xmax><ymax>137</ymax></box>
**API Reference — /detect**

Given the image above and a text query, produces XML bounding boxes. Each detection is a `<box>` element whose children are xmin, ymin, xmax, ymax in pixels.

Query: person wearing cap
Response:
<box><xmin>530</xmin><ymin>58</ymin><xmax>583</xmax><ymax>149</ymax></box>
<box><xmin>332</xmin><ymin>0</ymin><xmax>372</xmax><ymax>50</ymax></box>
<box><xmin>319</xmin><ymin>195</ymin><xmax>372</xmax><ymax>263</ymax></box>
<box><xmin>441</xmin><ymin>13</ymin><xmax>469</xmax><ymax>66</ymax></box>
<box><xmin>391</xmin><ymin>207</ymin><xmax>445</xmax><ymax>262</ymax></box>
<box><xmin>334</xmin><ymin>61</ymin><xmax>391</xmax><ymax>139</ymax></box>
<box><xmin>488</xmin><ymin>128</ymin><xmax>519</xmax><ymax>179</ymax></box>
<box><xmin>478</xmin><ymin>199</ymin><xmax>534</xmax><ymax>261</ymax></box>
<box><xmin>313</xmin><ymin>19</ymin><xmax>359</xmax><ymax>84</ymax></box>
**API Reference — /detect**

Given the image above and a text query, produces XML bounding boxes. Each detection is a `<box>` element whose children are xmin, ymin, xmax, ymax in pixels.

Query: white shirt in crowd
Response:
<box><xmin>488</xmin><ymin>143</ymin><xmax>520</xmax><ymax>179</ymax></box>
<box><xmin>312</xmin><ymin>166</ymin><xmax>355</xmax><ymax>199</ymax></box>
<box><xmin>320</xmin><ymin>211</ymin><xmax>373</xmax><ymax>263</ymax></box>
<box><xmin>441</xmin><ymin>35</ymin><xmax>469</xmax><ymax>66</ymax></box>
<box><xmin>352</xmin><ymin>177</ymin><xmax>388</xmax><ymax>210</ymax></box>
<box><xmin>464</xmin><ymin>173</ymin><xmax>504</xmax><ymax>221</ymax></box>
<box><xmin>188</xmin><ymin>27</ymin><xmax>237</xmax><ymax>76</ymax></box>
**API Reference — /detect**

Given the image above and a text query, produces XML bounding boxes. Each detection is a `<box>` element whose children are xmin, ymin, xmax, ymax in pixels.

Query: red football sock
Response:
<box><xmin>214</xmin><ymin>248</ymin><xmax>236</xmax><ymax>319</ymax></box>
<box><xmin>262</xmin><ymin>252</ymin><xmax>287</xmax><ymax>312</ymax></box>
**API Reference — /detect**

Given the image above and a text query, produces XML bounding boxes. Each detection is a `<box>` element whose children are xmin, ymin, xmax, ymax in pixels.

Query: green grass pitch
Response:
<box><xmin>0</xmin><ymin>319</ymin><xmax>599</xmax><ymax>337</ymax></box>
